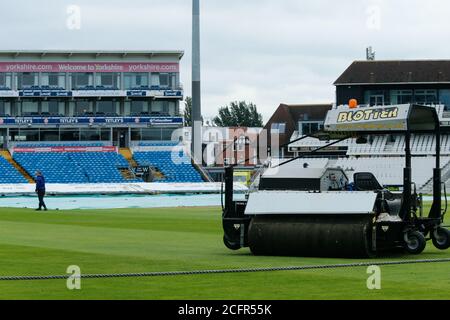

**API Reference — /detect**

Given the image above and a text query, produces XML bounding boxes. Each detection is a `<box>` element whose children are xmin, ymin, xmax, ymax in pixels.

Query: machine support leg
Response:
<box><xmin>430</xmin><ymin>126</ymin><xmax>442</xmax><ymax>219</ymax></box>
<box><xmin>429</xmin><ymin>169</ymin><xmax>442</xmax><ymax>219</ymax></box>
<box><xmin>401</xmin><ymin>132</ymin><xmax>412</xmax><ymax>221</ymax></box>
<box><xmin>224</xmin><ymin>166</ymin><xmax>234</xmax><ymax>215</ymax></box>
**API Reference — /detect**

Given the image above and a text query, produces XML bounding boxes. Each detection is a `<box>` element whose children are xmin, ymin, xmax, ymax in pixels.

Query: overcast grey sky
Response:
<box><xmin>2</xmin><ymin>0</ymin><xmax>450</xmax><ymax>121</ymax></box>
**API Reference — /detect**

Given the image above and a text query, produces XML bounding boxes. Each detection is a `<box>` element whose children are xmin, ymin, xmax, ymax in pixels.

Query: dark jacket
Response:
<box><xmin>36</xmin><ymin>175</ymin><xmax>46</xmax><ymax>192</ymax></box>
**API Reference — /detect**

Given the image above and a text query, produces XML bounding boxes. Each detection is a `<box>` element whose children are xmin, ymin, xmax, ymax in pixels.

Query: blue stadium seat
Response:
<box><xmin>13</xmin><ymin>148</ymin><xmax>137</xmax><ymax>184</ymax></box>
<box><xmin>0</xmin><ymin>157</ymin><xmax>28</xmax><ymax>184</ymax></box>
<box><xmin>133</xmin><ymin>145</ymin><xmax>203</xmax><ymax>183</ymax></box>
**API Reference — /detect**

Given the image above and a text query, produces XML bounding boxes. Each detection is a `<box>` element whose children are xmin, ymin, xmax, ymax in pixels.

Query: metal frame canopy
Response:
<box><xmin>322</xmin><ymin>104</ymin><xmax>439</xmax><ymax>137</ymax></box>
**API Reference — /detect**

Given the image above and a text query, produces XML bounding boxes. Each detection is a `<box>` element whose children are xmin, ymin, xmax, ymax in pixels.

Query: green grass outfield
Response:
<box><xmin>0</xmin><ymin>205</ymin><xmax>449</xmax><ymax>300</ymax></box>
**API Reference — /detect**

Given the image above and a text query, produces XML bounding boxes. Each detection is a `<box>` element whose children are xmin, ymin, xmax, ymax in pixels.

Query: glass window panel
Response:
<box><xmin>0</xmin><ymin>73</ymin><xmax>12</xmax><ymax>88</ymax></box>
<box><xmin>124</xmin><ymin>73</ymin><xmax>148</xmax><ymax>89</ymax></box>
<box><xmin>40</xmin><ymin>129</ymin><xmax>59</xmax><ymax>141</ymax></box>
<box><xmin>96</xmin><ymin>100</ymin><xmax>115</xmax><ymax>114</ymax></box>
<box><xmin>100</xmin><ymin>128</ymin><xmax>111</xmax><ymax>141</ymax></box>
<box><xmin>131</xmin><ymin>129</ymin><xmax>142</xmax><ymax>141</ymax></box>
<box><xmin>80</xmin><ymin>129</ymin><xmax>100</xmax><ymax>141</ymax></box>
<box><xmin>440</xmin><ymin>90</ymin><xmax>450</xmax><ymax>110</ymax></box>
<box><xmin>75</xmin><ymin>100</ymin><xmax>92</xmax><ymax>115</ymax></box>
<box><xmin>161</xmin><ymin>128</ymin><xmax>173</xmax><ymax>141</ymax></box>
<box><xmin>141</xmin><ymin>128</ymin><xmax>161</xmax><ymax>140</ymax></box>
<box><xmin>24</xmin><ymin>129</ymin><xmax>39</xmax><ymax>141</ymax></box>
<box><xmin>97</xmin><ymin>73</ymin><xmax>119</xmax><ymax>88</ymax></box>
<box><xmin>72</xmin><ymin>73</ymin><xmax>94</xmax><ymax>89</ymax></box>
<box><xmin>152</xmin><ymin>101</ymin><xmax>163</xmax><ymax>113</ymax></box>
<box><xmin>131</xmin><ymin>100</ymin><xmax>148</xmax><ymax>114</ymax></box>
<box><xmin>18</xmin><ymin>73</ymin><xmax>38</xmax><ymax>88</ymax></box>
<box><xmin>159</xmin><ymin>73</ymin><xmax>169</xmax><ymax>87</ymax></box>
<box><xmin>60</xmin><ymin>129</ymin><xmax>80</xmax><ymax>141</ymax></box>
<box><xmin>41</xmin><ymin>73</ymin><xmax>65</xmax><ymax>88</ymax></box>
<box><xmin>271</xmin><ymin>123</ymin><xmax>286</xmax><ymax>134</ymax></box>
<box><xmin>21</xmin><ymin>100</ymin><xmax>39</xmax><ymax>115</ymax></box>
<box><xmin>41</xmin><ymin>101</ymin><xmax>60</xmax><ymax>115</ymax></box>
<box><xmin>168</xmin><ymin>101</ymin><xmax>176</xmax><ymax>115</ymax></box>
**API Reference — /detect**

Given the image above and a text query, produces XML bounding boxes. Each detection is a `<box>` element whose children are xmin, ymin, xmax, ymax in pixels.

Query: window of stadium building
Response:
<box><xmin>80</xmin><ymin>128</ymin><xmax>101</xmax><ymax>141</ymax></box>
<box><xmin>271</xmin><ymin>123</ymin><xmax>286</xmax><ymax>134</ymax></box>
<box><xmin>129</xmin><ymin>100</ymin><xmax>149</xmax><ymax>115</ymax></box>
<box><xmin>96</xmin><ymin>73</ymin><xmax>120</xmax><ymax>89</ymax></box>
<box><xmin>152</xmin><ymin>73</ymin><xmax>177</xmax><ymax>88</ymax></box>
<box><xmin>152</xmin><ymin>100</ymin><xmax>175</xmax><ymax>115</ymax></box>
<box><xmin>390</xmin><ymin>90</ymin><xmax>413</xmax><ymax>104</ymax></box>
<box><xmin>0</xmin><ymin>73</ymin><xmax>12</xmax><ymax>88</ymax></box>
<box><xmin>100</xmin><ymin>128</ymin><xmax>111</xmax><ymax>141</ymax></box>
<box><xmin>131</xmin><ymin>129</ymin><xmax>142</xmax><ymax>141</ymax></box>
<box><xmin>41</xmin><ymin>73</ymin><xmax>66</xmax><ymax>89</ymax></box>
<box><xmin>60</xmin><ymin>129</ymin><xmax>80</xmax><ymax>141</ymax></box>
<box><xmin>96</xmin><ymin>100</ymin><xmax>118</xmax><ymax>115</ymax></box>
<box><xmin>299</xmin><ymin>122</ymin><xmax>323</xmax><ymax>135</ymax></box>
<box><xmin>21</xmin><ymin>100</ymin><xmax>39</xmax><ymax>116</ymax></box>
<box><xmin>74</xmin><ymin>100</ymin><xmax>93</xmax><ymax>116</ymax></box>
<box><xmin>71</xmin><ymin>73</ymin><xmax>94</xmax><ymax>89</ymax></box>
<box><xmin>162</xmin><ymin>128</ymin><xmax>174</xmax><ymax>140</ymax></box>
<box><xmin>440</xmin><ymin>90</ymin><xmax>450</xmax><ymax>110</ymax></box>
<box><xmin>41</xmin><ymin>101</ymin><xmax>64</xmax><ymax>116</ymax></box>
<box><xmin>40</xmin><ymin>129</ymin><xmax>60</xmax><ymax>141</ymax></box>
<box><xmin>124</xmin><ymin>73</ymin><xmax>148</xmax><ymax>89</ymax></box>
<box><xmin>0</xmin><ymin>101</ymin><xmax>5</xmax><ymax>116</ymax></box>
<box><xmin>10</xmin><ymin>129</ymin><xmax>39</xmax><ymax>142</ymax></box>
<box><xmin>17</xmin><ymin>73</ymin><xmax>39</xmax><ymax>89</ymax></box>
<box><xmin>141</xmin><ymin>128</ymin><xmax>163</xmax><ymax>140</ymax></box>
<box><xmin>364</xmin><ymin>90</ymin><xmax>386</xmax><ymax>106</ymax></box>
<box><xmin>414</xmin><ymin>90</ymin><xmax>438</xmax><ymax>104</ymax></box>
<box><xmin>0</xmin><ymin>134</ymin><xmax>5</xmax><ymax>149</ymax></box>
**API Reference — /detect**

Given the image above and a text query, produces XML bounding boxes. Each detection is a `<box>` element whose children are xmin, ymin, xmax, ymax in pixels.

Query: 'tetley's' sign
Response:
<box><xmin>0</xmin><ymin>62</ymin><xmax>179</xmax><ymax>73</ymax></box>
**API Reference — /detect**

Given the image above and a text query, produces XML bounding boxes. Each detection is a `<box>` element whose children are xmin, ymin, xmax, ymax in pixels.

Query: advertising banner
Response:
<box><xmin>13</xmin><ymin>146</ymin><xmax>118</xmax><ymax>153</ymax></box>
<box><xmin>0</xmin><ymin>62</ymin><xmax>179</xmax><ymax>73</ymax></box>
<box><xmin>0</xmin><ymin>116</ymin><xmax>184</xmax><ymax>126</ymax></box>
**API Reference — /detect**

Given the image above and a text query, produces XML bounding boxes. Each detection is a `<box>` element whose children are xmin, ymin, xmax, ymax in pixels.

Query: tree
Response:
<box><xmin>213</xmin><ymin>101</ymin><xmax>263</xmax><ymax>127</ymax></box>
<box><xmin>183</xmin><ymin>96</ymin><xmax>192</xmax><ymax>126</ymax></box>
<box><xmin>183</xmin><ymin>96</ymin><xmax>203</xmax><ymax>126</ymax></box>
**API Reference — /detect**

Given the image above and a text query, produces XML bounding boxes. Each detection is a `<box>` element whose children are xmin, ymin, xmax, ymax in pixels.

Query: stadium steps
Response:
<box><xmin>191</xmin><ymin>162</ymin><xmax>211</xmax><ymax>182</ymax></box>
<box><xmin>119</xmin><ymin>168</ymin><xmax>137</xmax><ymax>180</ymax></box>
<box><xmin>120</xmin><ymin>148</ymin><xmax>166</xmax><ymax>182</ymax></box>
<box><xmin>0</xmin><ymin>150</ymin><xmax>34</xmax><ymax>183</ymax></box>
<box><xmin>419</xmin><ymin>158</ymin><xmax>450</xmax><ymax>193</ymax></box>
<box><xmin>119</xmin><ymin>148</ymin><xmax>137</xmax><ymax>167</ymax></box>
<box><xmin>117</xmin><ymin>148</ymin><xmax>140</xmax><ymax>181</ymax></box>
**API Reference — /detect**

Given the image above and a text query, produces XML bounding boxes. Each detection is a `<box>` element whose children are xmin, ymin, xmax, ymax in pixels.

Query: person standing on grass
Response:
<box><xmin>35</xmin><ymin>170</ymin><xmax>47</xmax><ymax>211</ymax></box>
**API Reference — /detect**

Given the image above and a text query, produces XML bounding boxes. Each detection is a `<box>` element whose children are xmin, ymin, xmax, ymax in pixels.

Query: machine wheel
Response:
<box><xmin>404</xmin><ymin>231</ymin><xmax>426</xmax><ymax>255</ymax></box>
<box><xmin>223</xmin><ymin>235</ymin><xmax>241</xmax><ymax>251</ymax></box>
<box><xmin>432</xmin><ymin>228</ymin><xmax>450</xmax><ymax>250</ymax></box>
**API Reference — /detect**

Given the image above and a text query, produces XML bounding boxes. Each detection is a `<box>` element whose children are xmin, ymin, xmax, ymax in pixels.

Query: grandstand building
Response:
<box><xmin>335</xmin><ymin>60</ymin><xmax>450</xmax><ymax>112</ymax></box>
<box><xmin>0</xmin><ymin>50</ymin><xmax>206</xmax><ymax>185</ymax></box>
<box><xmin>0</xmin><ymin>50</ymin><xmax>184</xmax><ymax>149</ymax></box>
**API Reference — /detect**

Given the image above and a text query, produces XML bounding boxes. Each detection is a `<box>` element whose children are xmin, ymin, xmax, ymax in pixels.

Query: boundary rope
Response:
<box><xmin>1</xmin><ymin>258</ymin><xmax>450</xmax><ymax>281</ymax></box>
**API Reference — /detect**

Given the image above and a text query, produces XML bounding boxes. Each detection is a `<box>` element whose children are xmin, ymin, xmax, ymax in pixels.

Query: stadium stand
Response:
<box><xmin>133</xmin><ymin>143</ymin><xmax>204</xmax><ymax>183</ymax></box>
<box><xmin>334</xmin><ymin>156</ymin><xmax>450</xmax><ymax>189</ymax></box>
<box><xmin>13</xmin><ymin>149</ymin><xmax>137</xmax><ymax>184</ymax></box>
<box><xmin>290</xmin><ymin>133</ymin><xmax>450</xmax><ymax>156</ymax></box>
<box><xmin>0</xmin><ymin>156</ymin><xmax>28</xmax><ymax>184</ymax></box>
<box><xmin>288</xmin><ymin>128</ymin><xmax>450</xmax><ymax>191</ymax></box>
